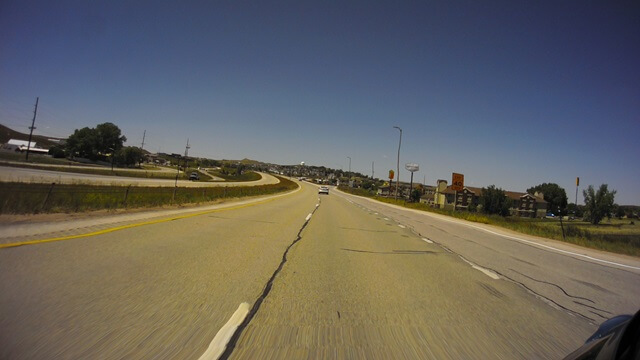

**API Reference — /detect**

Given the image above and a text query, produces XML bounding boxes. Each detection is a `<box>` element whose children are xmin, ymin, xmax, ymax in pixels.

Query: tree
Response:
<box><xmin>48</xmin><ymin>145</ymin><xmax>66</xmax><ymax>158</ymax></box>
<box><xmin>566</xmin><ymin>203</ymin><xmax>584</xmax><ymax>218</ymax></box>
<box><xmin>479</xmin><ymin>185</ymin><xmax>512</xmax><ymax>216</ymax></box>
<box><xmin>95</xmin><ymin>122</ymin><xmax>126</xmax><ymax>155</ymax></box>
<box><xmin>410</xmin><ymin>189</ymin><xmax>421</xmax><ymax>203</ymax></box>
<box><xmin>65</xmin><ymin>123</ymin><xmax>126</xmax><ymax>161</ymax></box>
<box><xmin>582</xmin><ymin>184</ymin><xmax>617</xmax><ymax>224</ymax></box>
<box><xmin>66</xmin><ymin>127</ymin><xmax>99</xmax><ymax>160</ymax></box>
<box><xmin>527</xmin><ymin>183</ymin><xmax>568</xmax><ymax>215</ymax></box>
<box><xmin>116</xmin><ymin>146</ymin><xmax>145</xmax><ymax>167</ymax></box>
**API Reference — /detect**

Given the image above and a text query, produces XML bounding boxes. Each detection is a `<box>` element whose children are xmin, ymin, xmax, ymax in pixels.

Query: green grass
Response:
<box><xmin>339</xmin><ymin>186</ymin><xmax>640</xmax><ymax>257</ymax></box>
<box><xmin>0</xmin><ymin>176</ymin><xmax>297</xmax><ymax>214</ymax></box>
<box><xmin>0</xmin><ymin>161</ymin><xmax>185</xmax><ymax>179</ymax></box>
<box><xmin>0</xmin><ymin>151</ymin><xmax>84</xmax><ymax>165</ymax></box>
<box><xmin>207</xmin><ymin>169</ymin><xmax>262</xmax><ymax>182</ymax></box>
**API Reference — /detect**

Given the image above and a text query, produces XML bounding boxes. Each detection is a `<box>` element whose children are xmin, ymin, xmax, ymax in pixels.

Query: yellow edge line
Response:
<box><xmin>0</xmin><ymin>185</ymin><xmax>300</xmax><ymax>249</ymax></box>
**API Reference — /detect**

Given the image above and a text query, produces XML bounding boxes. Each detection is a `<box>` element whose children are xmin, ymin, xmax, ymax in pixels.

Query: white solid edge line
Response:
<box><xmin>338</xmin><ymin>191</ymin><xmax>640</xmax><ymax>271</ymax></box>
<box><xmin>305</xmin><ymin>213</ymin><xmax>312</xmax><ymax>221</ymax></box>
<box><xmin>437</xmin><ymin>216</ymin><xmax>640</xmax><ymax>271</ymax></box>
<box><xmin>198</xmin><ymin>302</ymin><xmax>250</xmax><ymax>360</ymax></box>
<box><xmin>422</xmin><ymin>238</ymin><xmax>433</xmax><ymax>244</ymax></box>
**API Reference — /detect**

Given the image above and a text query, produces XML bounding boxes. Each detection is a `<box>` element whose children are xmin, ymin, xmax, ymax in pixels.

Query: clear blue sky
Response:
<box><xmin>1</xmin><ymin>1</ymin><xmax>639</xmax><ymax>205</ymax></box>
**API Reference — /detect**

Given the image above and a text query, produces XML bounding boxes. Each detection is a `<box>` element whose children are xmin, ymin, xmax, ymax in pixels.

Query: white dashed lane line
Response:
<box><xmin>459</xmin><ymin>256</ymin><xmax>500</xmax><ymax>280</ymax></box>
<box><xmin>198</xmin><ymin>302</ymin><xmax>250</xmax><ymax>360</ymax></box>
<box><xmin>422</xmin><ymin>237</ymin><xmax>433</xmax><ymax>244</ymax></box>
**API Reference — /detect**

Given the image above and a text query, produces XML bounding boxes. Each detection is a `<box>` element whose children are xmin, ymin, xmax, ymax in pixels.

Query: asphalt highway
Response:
<box><xmin>1</xmin><ymin>182</ymin><xmax>638</xmax><ymax>359</ymax></box>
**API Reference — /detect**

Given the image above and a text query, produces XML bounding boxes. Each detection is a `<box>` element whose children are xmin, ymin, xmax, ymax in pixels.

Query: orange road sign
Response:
<box><xmin>452</xmin><ymin>173</ymin><xmax>464</xmax><ymax>191</ymax></box>
<box><xmin>389</xmin><ymin>170</ymin><xmax>395</xmax><ymax>180</ymax></box>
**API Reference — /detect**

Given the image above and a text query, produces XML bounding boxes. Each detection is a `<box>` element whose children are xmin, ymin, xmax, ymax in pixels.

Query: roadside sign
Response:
<box><xmin>389</xmin><ymin>170</ymin><xmax>394</xmax><ymax>180</ymax></box>
<box><xmin>451</xmin><ymin>173</ymin><xmax>464</xmax><ymax>191</ymax></box>
<box><xmin>576</xmin><ymin>177</ymin><xmax>579</xmax><ymax>186</ymax></box>
<box><xmin>405</xmin><ymin>163</ymin><xmax>419</xmax><ymax>172</ymax></box>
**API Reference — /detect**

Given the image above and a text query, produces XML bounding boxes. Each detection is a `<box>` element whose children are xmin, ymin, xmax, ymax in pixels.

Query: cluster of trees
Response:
<box><xmin>65</xmin><ymin>122</ymin><xmax>126</xmax><ymax>161</ymax></box>
<box><xmin>50</xmin><ymin>122</ymin><xmax>145</xmax><ymax>167</ymax></box>
<box><xmin>526</xmin><ymin>183</ymin><xmax>567</xmax><ymax>215</ymax></box>
<box><xmin>476</xmin><ymin>182</ymin><xmax>618</xmax><ymax>225</ymax></box>
<box><xmin>479</xmin><ymin>185</ymin><xmax>512</xmax><ymax>216</ymax></box>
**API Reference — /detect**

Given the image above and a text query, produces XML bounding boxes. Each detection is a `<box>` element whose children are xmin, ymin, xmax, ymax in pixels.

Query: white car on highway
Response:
<box><xmin>318</xmin><ymin>186</ymin><xmax>329</xmax><ymax>195</ymax></box>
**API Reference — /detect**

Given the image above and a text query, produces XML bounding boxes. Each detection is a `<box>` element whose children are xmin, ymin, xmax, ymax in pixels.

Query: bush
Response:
<box><xmin>48</xmin><ymin>146</ymin><xmax>66</xmax><ymax>158</ymax></box>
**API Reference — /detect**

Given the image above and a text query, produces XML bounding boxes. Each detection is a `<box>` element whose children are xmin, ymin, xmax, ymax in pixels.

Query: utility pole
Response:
<box><xmin>575</xmin><ymin>177</ymin><xmax>579</xmax><ymax>218</ymax></box>
<box><xmin>25</xmin><ymin>97</ymin><xmax>39</xmax><ymax>161</ymax></box>
<box><xmin>141</xmin><ymin>130</ymin><xmax>146</xmax><ymax>150</ymax></box>
<box><xmin>393</xmin><ymin>126</ymin><xmax>402</xmax><ymax>200</ymax></box>
<box><xmin>184</xmin><ymin>139</ymin><xmax>191</xmax><ymax>171</ymax></box>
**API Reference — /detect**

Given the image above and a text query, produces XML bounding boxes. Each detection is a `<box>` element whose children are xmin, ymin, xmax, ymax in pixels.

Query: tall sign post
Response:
<box><xmin>389</xmin><ymin>170</ymin><xmax>394</xmax><ymax>197</ymax></box>
<box><xmin>405</xmin><ymin>163</ymin><xmax>419</xmax><ymax>201</ymax></box>
<box><xmin>575</xmin><ymin>177</ymin><xmax>579</xmax><ymax>217</ymax></box>
<box><xmin>451</xmin><ymin>173</ymin><xmax>464</xmax><ymax>210</ymax></box>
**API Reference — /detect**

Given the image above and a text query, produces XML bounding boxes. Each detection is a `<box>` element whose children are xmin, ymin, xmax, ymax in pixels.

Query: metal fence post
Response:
<box><xmin>41</xmin><ymin>182</ymin><xmax>55</xmax><ymax>211</ymax></box>
<box><xmin>123</xmin><ymin>185</ymin><xmax>131</xmax><ymax>207</ymax></box>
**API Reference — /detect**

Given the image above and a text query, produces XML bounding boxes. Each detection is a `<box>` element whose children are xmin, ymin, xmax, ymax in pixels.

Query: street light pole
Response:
<box><xmin>393</xmin><ymin>126</ymin><xmax>402</xmax><ymax>200</ymax></box>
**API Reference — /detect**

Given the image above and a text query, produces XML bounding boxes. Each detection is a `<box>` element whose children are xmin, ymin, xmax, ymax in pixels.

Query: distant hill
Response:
<box><xmin>0</xmin><ymin>124</ymin><xmax>64</xmax><ymax>148</ymax></box>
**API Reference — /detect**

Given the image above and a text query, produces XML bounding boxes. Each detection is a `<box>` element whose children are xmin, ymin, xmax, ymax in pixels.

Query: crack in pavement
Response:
<box><xmin>508</xmin><ymin>268</ymin><xmax>596</xmax><ymax>304</ymax></box>
<box><xmin>494</xmin><ymin>270</ymin><xmax>596</xmax><ymax>323</ymax></box>
<box><xmin>219</xmin><ymin>202</ymin><xmax>321</xmax><ymax>359</ymax></box>
<box><xmin>414</xmin><ymin>231</ymin><xmax>598</xmax><ymax>324</ymax></box>
<box><xmin>573</xmin><ymin>301</ymin><xmax>613</xmax><ymax>316</ymax></box>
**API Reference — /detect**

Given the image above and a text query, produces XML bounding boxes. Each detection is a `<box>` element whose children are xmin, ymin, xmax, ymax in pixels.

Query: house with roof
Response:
<box><xmin>2</xmin><ymin>139</ymin><xmax>50</xmax><ymax>154</ymax></box>
<box><xmin>432</xmin><ymin>180</ymin><xmax>547</xmax><ymax>217</ymax></box>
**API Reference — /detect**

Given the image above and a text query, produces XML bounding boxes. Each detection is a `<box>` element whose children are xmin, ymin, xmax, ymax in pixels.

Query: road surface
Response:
<box><xmin>0</xmin><ymin>165</ymin><xmax>278</xmax><ymax>187</ymax></box>
<box><xmin>1</xmin><ymin>182</ymin><xmax>638</xmax><ymax>359</ymax></box>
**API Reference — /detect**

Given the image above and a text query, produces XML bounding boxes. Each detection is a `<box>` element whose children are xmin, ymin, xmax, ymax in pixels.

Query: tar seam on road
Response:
<box><xmin>0</xmin><ymin>186</ymin><xmax>301</xmax><ymax>250</ymax></box>
<box><xmin>219</xmin><ymin>202</ymin><xmax>321</xmax><ymax>359</ymax></box>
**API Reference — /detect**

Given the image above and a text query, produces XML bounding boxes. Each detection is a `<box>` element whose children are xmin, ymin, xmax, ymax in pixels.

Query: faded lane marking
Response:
<box><xmin>0</xmin><ymin>185</ymin><xmax>301</xmax><ymax>249</ymax></box>
<box><xmin>384</xmin><ymin>218</ymin><xmax>389</xmax><ymax>221</ymax></box>
<box><xmin>460</xmin><ymin>256</ymin><xmax>500</xmax><ymax>280</ymax></box>
<box><xmin>305</xmin><ymin>213</ymin><xmax>312</xmax><ymax>221</ymax></box>
<box><xmin>198</xmin><ymin>302</ymin><xmax>250</xmax><ymax>360</ymax></box>
<box><xmin>398</xmin><ymin>225</ymin><xmax>406</xmax><ymax>229</ymax></box>
<box><xmin>422</xmin><ymin>238</ymin><xmax>433</xmax><ymax>244</ymax></box>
